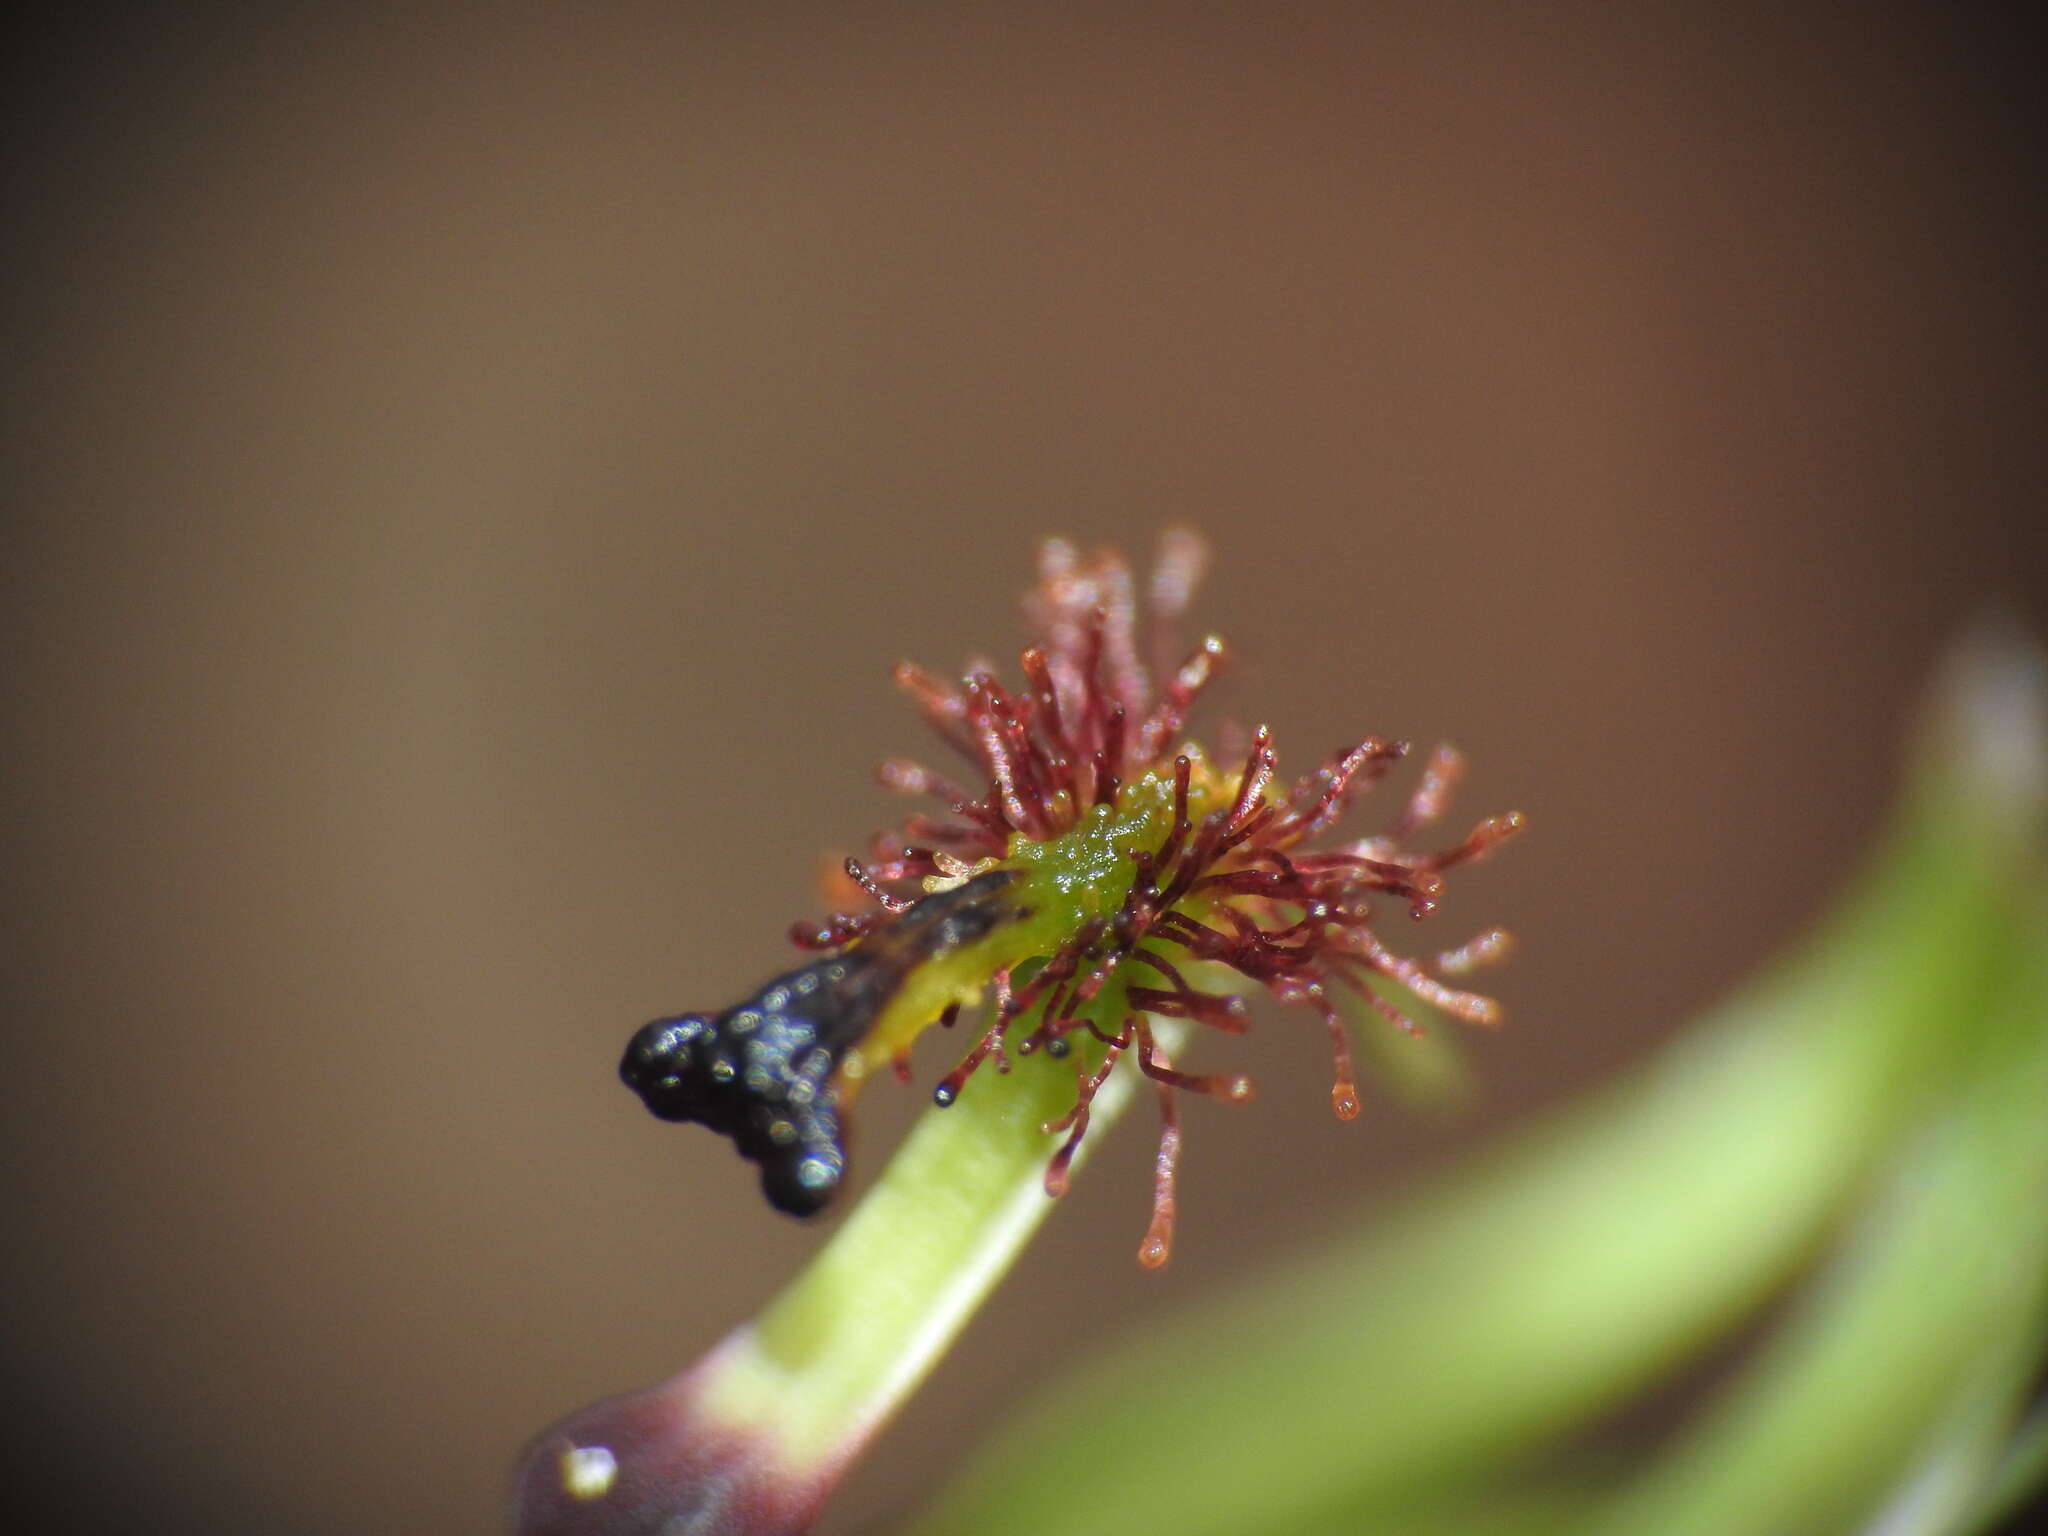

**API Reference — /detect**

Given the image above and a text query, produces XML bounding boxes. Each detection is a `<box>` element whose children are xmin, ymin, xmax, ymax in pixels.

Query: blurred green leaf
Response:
<box><xmin>698</xmin><ymin>1010</ymin><xmax>1184</xmax><ymax>1474</ymax></box>
<box><xmin>1968</xmin><ymin>1406</ymin><xmax>2048</xmax><ymax>1535</ymax></box>
<box><xmin>1582</xmin><ymin>920</ymin><xmax>2048</xmax><ymax>1536</ymax></box>
<box><xmin>1346</xmin><ymin>974</ymin><xmax>1477</xmax><ymax>1110</ymax></box>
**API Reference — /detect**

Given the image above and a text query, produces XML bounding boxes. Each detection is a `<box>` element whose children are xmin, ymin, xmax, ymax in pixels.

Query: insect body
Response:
<box><xmin>620</xmin><ymin>869</ymin><xmax>1023</xmax><ymax>1215</ymax></box>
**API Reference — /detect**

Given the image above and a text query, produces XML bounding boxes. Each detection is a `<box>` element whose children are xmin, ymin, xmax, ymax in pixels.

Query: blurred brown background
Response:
<box><xmin>4</xmin><ymin>4</ymin><xmax>2041</xmax><ymax>1533</ymax></box>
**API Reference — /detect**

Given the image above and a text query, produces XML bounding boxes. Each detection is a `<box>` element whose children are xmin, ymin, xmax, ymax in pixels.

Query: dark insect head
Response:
<box><xmin>619</xmin><ymin>958</ymin><xmax>865</xmax><ymax>1217</ymax></box>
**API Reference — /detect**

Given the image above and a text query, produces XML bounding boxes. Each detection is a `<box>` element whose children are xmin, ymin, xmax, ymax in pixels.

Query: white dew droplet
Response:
<box><xmin>559</xmin><ymin>1444</ymin><xmax>618</xmax><ymax>1502</ymax></box>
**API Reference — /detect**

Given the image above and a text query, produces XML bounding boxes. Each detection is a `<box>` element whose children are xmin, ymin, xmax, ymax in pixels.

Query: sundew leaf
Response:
<box><xmin>906</xmin><ymin>627</ymin><xmax>2048</xmax><ymax>1536</ymax></box>
<box><xmin>516</xmin><ymin>534</ymin><xmax>1531</xmax><ymax>1536</ymax></box>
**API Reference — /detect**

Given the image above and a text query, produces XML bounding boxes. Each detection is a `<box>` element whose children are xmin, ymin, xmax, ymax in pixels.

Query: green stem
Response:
<box><xmin>513</xmin><ymin>1013</ymin><xmax>1186</xmax><ymax>1536</ymax></box>
<box><xmin>695</xmin><ymin>1016</ymin><xmax>1183</xmax><ymax>1479</ymax></box>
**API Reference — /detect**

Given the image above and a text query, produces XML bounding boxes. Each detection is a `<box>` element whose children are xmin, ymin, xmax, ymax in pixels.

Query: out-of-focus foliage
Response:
<box><xmin>908</xmin><ymin>627</ymin><xmax>2048</xmax><ymax>1536</ymax></box>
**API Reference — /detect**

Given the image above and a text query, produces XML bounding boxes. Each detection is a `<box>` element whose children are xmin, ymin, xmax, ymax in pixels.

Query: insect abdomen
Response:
<box><xmin>620</xmin><ymin>870</ymin><xmax>1022</xmax><ymax>1216</ymax></box>
<box><xmin>620</xmin><ymin>953</ymin><xmax>876</xmax><ymax>1215</ymax></box>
